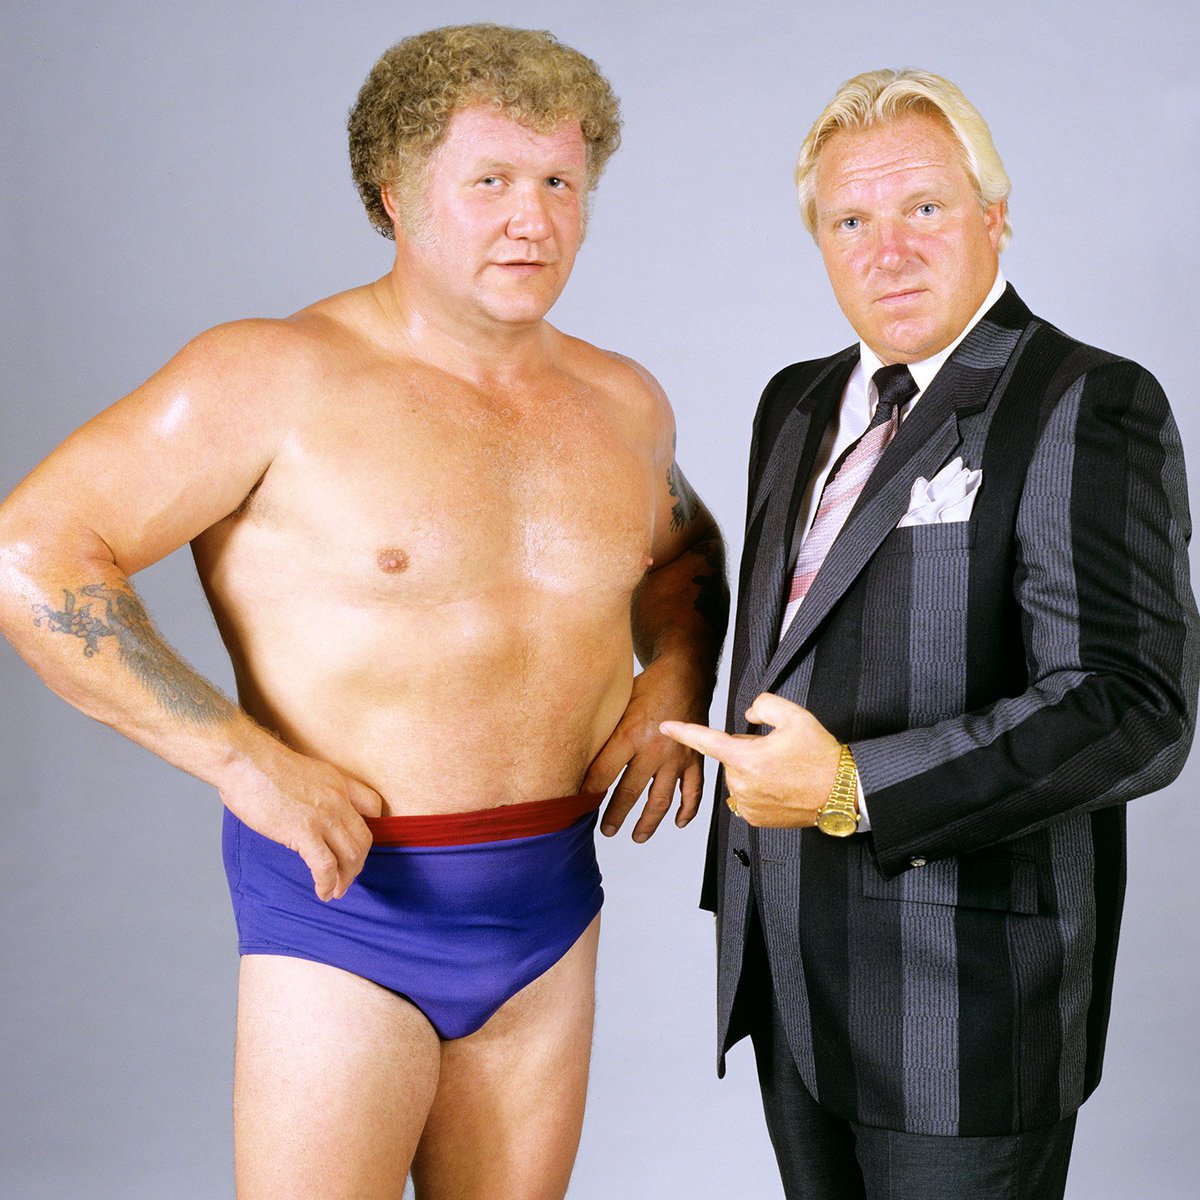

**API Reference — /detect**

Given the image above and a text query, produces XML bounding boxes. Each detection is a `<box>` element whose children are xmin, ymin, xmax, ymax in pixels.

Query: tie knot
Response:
<box><xmin>871</xmin><ymin>364</ymin><xmax>918</xmax><ymax>418</ymax></box>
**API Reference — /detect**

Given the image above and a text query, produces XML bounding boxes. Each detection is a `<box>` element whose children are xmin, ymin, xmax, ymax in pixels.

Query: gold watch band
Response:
<box><xmin>815</xmin><ymin>743</ymin><xmax>860</xmax><ymax>837</ymax></box>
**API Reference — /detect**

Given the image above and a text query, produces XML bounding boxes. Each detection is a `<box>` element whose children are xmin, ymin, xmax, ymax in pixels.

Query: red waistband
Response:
<box><xmin>364</xmin><ymin>792</ymin><xmax>605</xmax><ymax>848</ymax></box>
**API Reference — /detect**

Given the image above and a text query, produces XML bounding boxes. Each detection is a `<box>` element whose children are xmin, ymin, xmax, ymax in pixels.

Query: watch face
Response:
<box><xmin>817</xmin><ymin>809</ymin><xmax>858</xmax><ymax>837</ymax></box>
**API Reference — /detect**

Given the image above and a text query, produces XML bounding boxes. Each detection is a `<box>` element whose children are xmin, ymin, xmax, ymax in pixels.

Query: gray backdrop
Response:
<box><xmin>3</xmin><ymin>1</ymin><xmax>1197</xmax><ymax>1197</ymax></box>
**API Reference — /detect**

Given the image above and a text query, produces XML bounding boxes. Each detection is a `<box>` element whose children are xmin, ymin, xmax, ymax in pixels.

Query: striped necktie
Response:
<box><xmin>778</xmin><ymin>363</ymin><xmax>918</xmax><ymax>637</ymax></box>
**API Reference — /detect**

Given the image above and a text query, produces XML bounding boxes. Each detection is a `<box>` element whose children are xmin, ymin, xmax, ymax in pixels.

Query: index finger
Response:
<box><xmin>298</xmin><ymin>839</ymin><xmax>340</xmax><ymax>903</ymax></box>
<box><xmin>659</xmin><ymin>720</ymin><xmax>740</xmax><ymax>764</ymax></box>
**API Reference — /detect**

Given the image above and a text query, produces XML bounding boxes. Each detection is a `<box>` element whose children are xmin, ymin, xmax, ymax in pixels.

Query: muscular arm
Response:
<box><xmin>0</xmin><ymin>322</ymin><xmax>381</xmax><ymax>898</ymax></box>
<box><xmin>585</xmin><ymin>365</ymin><xmax>730</xmax><ymax>840</ymax></box>
<box><xmin>633</xmin><ymin>453</ymin><xmax>728</xmax><ymax>677</ymax></box>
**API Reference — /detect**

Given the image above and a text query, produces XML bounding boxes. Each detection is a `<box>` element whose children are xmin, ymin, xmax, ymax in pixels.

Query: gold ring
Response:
<box><xmin>726</xmin><ymin>794</ymin><xmax>739</xmax><ymax>816</ymax></box>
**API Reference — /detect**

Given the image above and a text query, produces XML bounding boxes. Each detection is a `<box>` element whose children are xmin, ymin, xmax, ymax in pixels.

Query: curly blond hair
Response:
<box><xmin>348</xmin><ymin>23</ymin><xmax>622</xmax><ymax>239</ymax></box>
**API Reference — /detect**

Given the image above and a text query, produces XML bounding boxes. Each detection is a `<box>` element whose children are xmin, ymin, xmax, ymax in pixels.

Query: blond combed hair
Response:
<box><xmin>348</xmin><ymin>23</ymin><xmax>622</xmax><ymax>239</ymax></box>
<box><xmin>795</xmin><ymin>69</ymin><xmax>1012</xmax><ymax>250</ymax></box>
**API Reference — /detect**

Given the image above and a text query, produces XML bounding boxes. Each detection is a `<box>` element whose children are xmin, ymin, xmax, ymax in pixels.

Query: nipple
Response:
<box><xmin>376</xmin><ymin>547</ymin><xmax>410</xmax><ymax>574</ymax></box>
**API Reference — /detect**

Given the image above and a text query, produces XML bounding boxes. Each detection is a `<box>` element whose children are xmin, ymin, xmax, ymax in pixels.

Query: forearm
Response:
<box><xmin>632</xmin><ymin>524</ymin><xmax>729</xmax><ymax>696</ymax></box>
<box><xmin>0</xmin><ymin>547</ymin><xmax>272</xmax><ymax>788</ymax></box>
<box><xmin>855</xmin><ymin>664</ymin><xmax>1194</xmax><ymax>872</ymax></box>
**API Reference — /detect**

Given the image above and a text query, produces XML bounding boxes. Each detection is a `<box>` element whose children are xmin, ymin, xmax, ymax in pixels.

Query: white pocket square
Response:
<box><xmin>897</xmin><ymin>457</ymin><xmax>982</xmax><ymax>527</ymax></box>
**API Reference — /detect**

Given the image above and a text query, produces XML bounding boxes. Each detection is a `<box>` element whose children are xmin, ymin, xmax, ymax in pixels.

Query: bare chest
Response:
<box><xmin>203</xmin><ymin>380</ymin><xmax>658</xmax><ymax>604</ymax></box>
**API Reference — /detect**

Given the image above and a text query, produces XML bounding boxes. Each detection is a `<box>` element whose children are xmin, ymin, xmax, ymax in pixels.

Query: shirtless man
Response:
<box><xmin>0</xmin><ymin>24</ymin><xmax>726</xmax><ymax>1200</ymax></box>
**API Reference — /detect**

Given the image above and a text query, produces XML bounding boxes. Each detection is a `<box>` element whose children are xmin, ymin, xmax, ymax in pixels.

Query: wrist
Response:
<box><xmin>814</xmin><ymin>743</ymin><xmax>860</xmax><ymax>837</ymax></box>
<box><xmin>204</xmin><ymin>717</ymin><xmax>287</xmax><ymax>794</ymax></box>
<box><xmin>640</xmin><ymin>641</ymin><xmax>717</xmax><ymax>697</ymax></box>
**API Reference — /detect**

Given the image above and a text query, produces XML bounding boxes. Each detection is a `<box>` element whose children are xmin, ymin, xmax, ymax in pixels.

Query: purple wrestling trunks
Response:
<box><xmin>222</xmin><ymin>795</ymin><xmax>604</xmax><ymax>1040</ymax></box>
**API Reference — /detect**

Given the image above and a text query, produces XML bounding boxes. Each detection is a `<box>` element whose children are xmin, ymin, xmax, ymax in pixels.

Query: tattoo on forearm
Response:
<box><xmin>667</xmin><ymin>462</ymin><xmax>699</xmax><ymax>532</ymax></box>
<box><xmin>34</xmin><ymin>587</ymin><xmax>113</xmax><ymax>656</ymax></box>
<box><xmin>33</xmin><ymin>583</ymin><xmax>236</xmax><ymax>725</ymax></box>
<box><xmin>691</xmin><ymin>539</ymin><xmax>730</xmax><ymax>633</ymax></box>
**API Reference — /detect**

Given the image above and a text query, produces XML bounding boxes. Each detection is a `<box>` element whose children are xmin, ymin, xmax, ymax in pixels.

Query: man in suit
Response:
<box><xmin>663</xmin><ymin>68</ymin><xmax>1197</xmax><ymax>1198</ymax></box>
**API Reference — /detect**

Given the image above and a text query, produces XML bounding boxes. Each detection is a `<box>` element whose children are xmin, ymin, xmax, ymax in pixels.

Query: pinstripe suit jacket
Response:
<box><xmin>701</xmin><ymin>285</ymin><xmax>1198</xmax><ymax>1136</ymax></box>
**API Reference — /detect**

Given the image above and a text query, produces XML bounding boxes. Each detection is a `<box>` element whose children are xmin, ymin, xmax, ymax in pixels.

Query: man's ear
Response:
<box><xmin>381</xmin><ymin>184</ymin><xmax>401</xmax><ymax>226</ymax></box>
<box><xmin>984</xmin><ymin>199</ymin><xmax>1006</xmax><ymax>252</ymax></box>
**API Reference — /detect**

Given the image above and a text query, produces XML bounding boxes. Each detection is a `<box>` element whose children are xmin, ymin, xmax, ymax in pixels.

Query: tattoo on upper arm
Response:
<box><xmin>33</xmin><ymin>583</ymin><xmax>237</xmax><ymax>725</ymax></box>
<box><xmin>667</xmin><ymin>462</ymin><xmax>699</xmax><ymax>532</ymax></box>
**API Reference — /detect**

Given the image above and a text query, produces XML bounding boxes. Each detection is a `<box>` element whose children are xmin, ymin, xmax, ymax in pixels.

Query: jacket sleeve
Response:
<box><xmin>852</xmin><ymin>359</ymin><xmax>1199</xmax><ymax>876</ymax></box>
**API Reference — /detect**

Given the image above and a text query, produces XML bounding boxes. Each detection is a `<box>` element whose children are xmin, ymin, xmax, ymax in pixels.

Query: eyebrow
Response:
<box><xmin>821</xmin><ymin>184</ymin><xmax>950</xmax><ymax>220</ymax></box>
<box><xmin>472</xmin><ymin>158</ymin><xmax>584</xmax><ymax>176</ymax></box>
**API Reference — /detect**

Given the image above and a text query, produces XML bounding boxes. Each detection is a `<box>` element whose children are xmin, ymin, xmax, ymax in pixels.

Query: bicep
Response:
<box><xmin>604</xmin><ymin>348</ymin><xmax>720</xmax><ymax>564</ymax></box>
<box><xmin>1</xmin><ymin>325</ymin><xmax>284</xmax><ymax>574</ymax></box>
<box><xmin>650</xmin><ymin>457</ymin><xmax>719</xmax><ymax>565</ymax></box>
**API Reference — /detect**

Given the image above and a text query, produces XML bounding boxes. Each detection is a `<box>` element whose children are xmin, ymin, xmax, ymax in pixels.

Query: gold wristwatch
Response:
<box><xmin>815</xmin><ymin>743</ymin><xmax>860</xmax><ymax>837</ymax></box>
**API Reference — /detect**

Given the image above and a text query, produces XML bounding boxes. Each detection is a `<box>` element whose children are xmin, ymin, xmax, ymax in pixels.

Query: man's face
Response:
<box><xmin>388</xmin><ymin>105</ymin><xmax>587</xmax><ymax>331</ymax></box>
<box><xmin>813</xmin><ymin>113</ymin><xmax>1005</xmax><ymax>364</ymax></box>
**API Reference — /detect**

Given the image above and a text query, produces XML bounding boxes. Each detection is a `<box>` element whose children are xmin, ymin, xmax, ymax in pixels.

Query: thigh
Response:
<box><xmin>234</xmin><ymin>953</ymin><xmax>442</xmax><ymax>1200</ymax></box>
<box><xmin>852</xmin><ymin>1114</ymin><xmax>1077</xmax><ymax>1200</ymax></box>
<box><xmin>411</xmin><ymin>914</ymin><xmax>601</xmax><ymax>1200</ymax></box>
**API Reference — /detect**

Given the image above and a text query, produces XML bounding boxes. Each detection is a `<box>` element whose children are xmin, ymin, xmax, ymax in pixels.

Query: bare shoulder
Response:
<box><xmin>163</xmin><ymin>310</ymin><xmax>336</xmax><ymax>411</ymax></box>
<box><xmin>555</xmin><ymin>332</ymin><xmax>676</xmax><ymax>446</ymax></box>
<box><xmin>561</xmin><ymin>335</ymin><xmax>668</xmax><ymax>402</ymax></box>
<box><xmin>122</xmin><ymin>292</ymin><xmax>380</xmax><ymax>445</ymax></box>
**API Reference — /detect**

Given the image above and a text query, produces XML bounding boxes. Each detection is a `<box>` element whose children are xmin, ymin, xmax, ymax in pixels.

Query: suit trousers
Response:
<box><xmin>742</xmin><ymin>905</ymin><xmax>1077</xmax><ymax>1200</ymax></box>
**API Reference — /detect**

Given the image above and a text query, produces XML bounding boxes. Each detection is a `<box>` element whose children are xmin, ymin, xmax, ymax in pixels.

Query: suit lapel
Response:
<box><xmin>753</xmin><ymin>288</ymin><xmax>1030</xmax><ymax>697</ymax></box>
<box><xmin>737</xmin><ymin>353</ymin><xmax>855</xmax><ymax>711</ymax></box>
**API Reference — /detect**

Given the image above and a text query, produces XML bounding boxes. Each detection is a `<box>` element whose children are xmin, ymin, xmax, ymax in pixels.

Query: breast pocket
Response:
<box><xmin>857</xmin><ymin>522</ymin><xmax>978</xmax><ymax>728</ymax></box>
<box><xmin>875</xmin><ymin>519</ymin><xmax>976</xmax><ymax>557</ymax></box>
<box><xmin>869</xmin><ymin>521</ymin><xmax>976</xmax><ymax>606</ymax></box>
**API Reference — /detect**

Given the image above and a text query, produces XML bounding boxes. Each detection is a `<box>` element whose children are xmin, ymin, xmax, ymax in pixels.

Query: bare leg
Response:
<box><xmin>233</xmin><ymin>954</ymin><xmax>442</xmax><ymax>1200</ymax></box>
<box><xmin>411</xmin><ymin>914</ymin><xmax>601</xmax><ymax>1200</ymax></box>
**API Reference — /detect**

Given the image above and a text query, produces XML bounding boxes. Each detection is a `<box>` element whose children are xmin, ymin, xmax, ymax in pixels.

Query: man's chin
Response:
<box><xmin>867</xmin><ymin>319</ymin><xmax>946</xmax><ymax>365</ymax></box>
<box><xmin>478</xmin><ymin>300</ymin><xmax>558</xmax><ymax>329</ymax></box>
<box><xmin>482</xmin><ymin>288</ymin><xmax>567</xmax><ymax>326</ymax></box>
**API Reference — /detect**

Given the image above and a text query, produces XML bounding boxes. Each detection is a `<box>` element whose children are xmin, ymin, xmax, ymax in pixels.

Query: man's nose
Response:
<box><xmin>871</xmin><ymin>218</ymin><xmax>911</xmax><ymax>270</ymax></box>
<box><xmin>506</xmin><ymin>184</ymin><xmax>552</xmax><ymax>242</ymax></box>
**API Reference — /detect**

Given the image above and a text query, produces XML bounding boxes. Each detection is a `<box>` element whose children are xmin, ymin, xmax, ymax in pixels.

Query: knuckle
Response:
<box><xmin>307</xmin><ymin>845</ymin><xmax>337</xmax><ymax>873</ymax></box>
<box><xmin>610</xmin><ymin>728</ymin><xmax>637</xmax><ymax>754</ymax></box>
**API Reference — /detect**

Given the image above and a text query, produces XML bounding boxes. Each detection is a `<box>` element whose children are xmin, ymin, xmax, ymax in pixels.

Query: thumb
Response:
<box><xmin>348</xmin><ymin>780</ymin><xmax>384</xmax><ymax>819</ymax></box>
<box><xmin>744</xmin><ymin>691</ymin><xmax>806</xmax><ymax>730</ymax></box>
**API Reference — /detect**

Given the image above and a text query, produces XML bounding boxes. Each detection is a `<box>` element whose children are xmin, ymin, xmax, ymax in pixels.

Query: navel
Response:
<box><xmin>376</xmin><ymin>547</ymin><xmax>410</xmax><ymax>574</ymax></box>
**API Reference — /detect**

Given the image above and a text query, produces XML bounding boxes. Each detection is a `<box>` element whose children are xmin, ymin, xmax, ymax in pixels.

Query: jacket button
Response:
<box><xmin>910</xmin><ymin>856</ymin><xmax>927</xmax><ymax>868</ymax></box>
<box><xmin>733</xmin><ymin>849</ymin><xmax>749</xmax><ymax>866</ymax></box>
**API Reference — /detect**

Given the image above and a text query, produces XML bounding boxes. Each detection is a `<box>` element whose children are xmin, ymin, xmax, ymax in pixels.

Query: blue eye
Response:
<box><xmin>841</xmin><ymin>217</ymin><xmax>860</xmax><ymax>231</ymax></box>
<box><xmin>917</xmin><ymin>203</ymin><xmax>938</xmax><ymax>216</ymax></box>
<box><xmin>546</xmin><ymin>177</ymin><xmax>567</xmax><ymax>189</ymax></box>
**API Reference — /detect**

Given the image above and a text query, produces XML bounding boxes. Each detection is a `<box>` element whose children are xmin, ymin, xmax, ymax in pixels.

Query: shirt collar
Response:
<box><xmin>859</xmin><ymin>269</ymin><xmax>1007</xmax><ymax>398</ymax></box>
